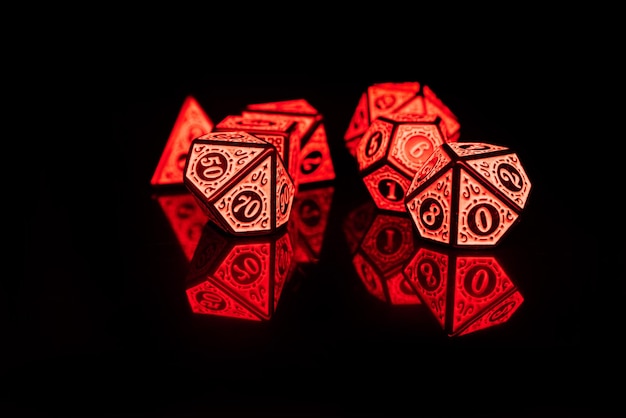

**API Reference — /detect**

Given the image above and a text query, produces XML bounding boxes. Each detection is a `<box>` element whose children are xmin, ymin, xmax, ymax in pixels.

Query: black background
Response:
<box><xmin>12</xmin><ymin>56</ymin><xmax>623</xmax><ymax>418</ymax></box>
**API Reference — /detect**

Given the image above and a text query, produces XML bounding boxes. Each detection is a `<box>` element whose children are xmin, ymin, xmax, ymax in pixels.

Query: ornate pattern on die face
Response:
<box><xmin>403</xmin><ymin>247</ymin><xmax>523</xmax><ymax>337</ymax></box>
<box><xmin>357</xmin><ymin>118</ymin><xmax>394</xmax><ymax>171</ymax></box>
<box><xmin>362</xmin><ymin>165</ymin><xmax>412</xmax><ymax>213</ymax></box>
<box><xmin>403</xmin><ymin>247</ymin><xmax>448</xmax><ymax>327</ymax></box>
<box><xmin>298</xmin><ymin>123</ymin><xmax>336</xmax><ymax>186</ymax></box>
<box><xmin>388</xmin><ymin>120</ymin><xmax>447</xmax><ymax>177</ymax></box>
<box><xmin>452</xmin><ymin>257</ymin><xmax>516</xmax><ymax>334</ymax></box>
<box><xmin>215</xmin><ymin>115</ymin><xmax>299</xmax><ymax>184</ymax></box>
<box><xmin>406</xmin><ymin>168</ymin><xmax>454</xmax><ymax>245</ymax></box>
<box><xmin>274</xmin><ymin>157</ymin><xmax>296</xmax><ymax>230</ymax></box>
<box><xmin>184</xmin><ymin>131</ymin><xmax>295</xmax><ymax>236</ymax></box>
<box><xmin>186</xmin><ymin>142</ymin><xmax>259</xmax><ymax>198</ymax></box>
<box><xmin>404</xmin><ymin>141</ymin><xmax>531</xmax><ymax>248</ymax></box>
<box><xmin>216</xmin><ymin>155</ymin><xmax>274</xmax><ymax>234</ymax></box>
<box><xmin>466</xmin><ymin>154</ymin><xmax>532</xmax><ymax>211</ymax></box>
<box><xmin>344</xmin><ymin>82</ymin><xmax>460</xmax><ymax>158</ymax></box>
<box><xmin>406</xmin><ymin>146</ymin><xmax>452</xmax><ymax>196</ymax></box>
<box><xmin>185</xmin><ymin>221</ymin><xmax>294</xmax><ymax>321</ymax></box>
<box><xmin>456</xmin><ymin>168</ymin><xmax>520</xmax><ymax>246</ymax></box>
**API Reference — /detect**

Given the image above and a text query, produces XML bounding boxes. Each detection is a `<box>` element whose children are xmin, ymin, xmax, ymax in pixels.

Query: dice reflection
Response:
<box><xmin>185</xmin><ymin>221</ymin><xmax>296</xmax><ymax>321</ymax></box>
<box><xmin>343</xmin><ymin>199</ymin><xmax>420</xmax><ymax>305</ymax></box>
<box><xmin>290</xmin><ymin>185</ymin><xmax>334</xmax><ymax>266</ymax></box>
<box><xmin>403</xmin><ymin>244</ymin><xmax>524</xmax><ymax>336</ymax></box>
<box><xmin>152</xmin><ymin>190</ymin><xmax>209</xmax><ymax>261</ymax></box>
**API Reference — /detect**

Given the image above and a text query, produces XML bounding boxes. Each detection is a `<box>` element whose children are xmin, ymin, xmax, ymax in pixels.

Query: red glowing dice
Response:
<box><xmin>405</xmin><ymin>142</ymin><xmax>532</xmax><ymax>248</ymax></box>
<box><xmin>183</xmin><ymin>131</ymin><xmax>296</xmax><ymax>236</ymax></box>
<box><xmin>214</xmin><ymin>114</ymin><xmax>301</xmax><ymax>187</ymax></box>
<box><xmin>151</xmin><ymin>95</ymin><xmax>214</xmax><ymax>187</ymax></box>
<box><xmin>357</xmin><ymin>113</ymin><xmax>453</xmax><ymax>212</ymax></box>
<box><xmin>186</xmin><ymin>221</ymin><xmax>295</xmax><ymax>321</ymax></box>
<box><xmin>242</xmin><ymin>99</ymin><xmax>336</xmax><ymax>189</ymax></box>
<box><xmin>345</xmin><ymin>200</ymin><xmax>420</xmax><ymax>305</ymax></box>
<box><xmin>403</xmin><ymin>245</ymin><xmax>524</xmax><ymax>336</ymax></box>
<box><xmin>344</xmin><ymin>81</ymin><xmax>460</xmax><ymax>157</ymax></box>
<box><xmin>290</xmin><ymin>185</ymin><xmax>335</xmax><ymax>265</ymax></box>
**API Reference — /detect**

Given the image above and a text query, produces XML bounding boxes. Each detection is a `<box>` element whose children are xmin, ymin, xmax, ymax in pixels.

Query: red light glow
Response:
<box><xmin>153</xmin><ymin>191</ymin><xmax>209</xmax><ymax>260</ymax></box>
<box><xmin>356</xmin><ymin>113</ymin><xmax>454</xmax><ymax>213</ymax></box>
<box><xmin>183</xmin><ymin>131</ymin><xmax>296</xmax><ymax>236</ymax></box>
<box><xmin>405</xmin><ymin>142</ymin><xmax>532</xmax><ymax>248</ymax></box>
<box><xmin>214</xmin><ymin>114</ymin><xmax>301</xmax><ymax>187</ymax></box>
<box><xmin>290</xmin><ymin>185</ymin><xmax>335</xmax><ymax>265</ymax></box>
<box><xmin>344</xmin><ymin>199</ymin><xmax>420</xmax><ymax>305</ymax></box>
<box><xmin>403</xmin><ymin>245</ymin><xmax>523</xmax><ymax>336</ymax></box>
<box><xmin>186</xmin><ymin>221</ymin><xmax>295</xmax><ymax>320</ymax></box>
<box><xmin>344</xmin><ymin>81</ymin><xmax>460</xmax><ymax>158</ymax></box>
<box><xmin>243</xmin><ymin>99</ymin><xmax>336</xmax><ymax>189</ymax></box>
<box><xmin>151</xmin><ymin>95</ymin><xmax>214</xmax><ymax>187</ymax></box>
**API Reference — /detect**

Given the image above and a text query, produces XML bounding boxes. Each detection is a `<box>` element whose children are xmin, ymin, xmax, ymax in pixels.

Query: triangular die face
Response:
<box><xmin>215</xmin><ymin>154</ymin><xmax>274</xmax><ymax>234</ymax></box>
<box><xmin>274</xmin><ymin>156</ymin><xmax>296</xmax><ymax>230</ymax></box>
<box><xmin>292</xmin><ymin>186</ymin><xmax>334</xmax><ymax>257</ymax></box>
<box><xmin>368</xmin><ymin>84</ymin><xmax>417</xmax><ymax>121</ymax></box>
<box><xmin>450</xmin><ymin>256</ymin><xmax>515</xmax><ymax>333</ymax></box>
<box><xmin>298</xmin><ymin>124</ymin><xmax>336</xmax><ymax>186</ymax></box>
<box><xmin>344</xmin><ymin>93</ymin><xmax>369</xmax><ymax>141</ymax></box>
<box><xmin>466</xmin><ymin>154</ymin><xmax>531</xmax><ymax>210</ymax></box>
<box><xmin>406</xmin><ymin>146</ymin><xmax>452</xmax><ymax>196</ymax></box>
<box><xmin>155</xmin><ymin>192</ymin><xmax>209</xmax><ymax>261</ymax></box>
<box><xmin>448</xmin><ymin>142</ymin><xmax>508</xmax><ymax>158</ymax></box>
<box><xmin>406</xmin><ymin>168</ymin><xmax>454</xmax><ymax>245</ymax></box>
<box><xmin>185</xmin><ymin>143</ymin><xmax>261</xmax><ymax>201</ymax></box>
<box><xmin>247</xmin><ymin>99</ymin><xmax>317</xmax><ymax>114</ymax></box>
<box><xmin>403</xmin><ymin>248</ymin><xmax>447</xmax><ymax>328</ymax></box>
<box><xmin>456</xmin><ymin>168</ymin><xmax>519</xmax><ymax>247</ymax></box>
<box><xmin>272</xmin><ymin>232</ymin><xmax>294</xmax><ymax>309</ymax></box>
<box><xmin>151</xmin><ymin>96</ymin><xmax>214</xmax><ymax>186</ymax></box>
<box><xmin>186</xmin><ymin>280</ymin><xmax>261</xmax><ymax>320</ymax></box>
<box><xmin>213</xmin><ymin>243</ymin><xmax>273</xmax><ymax>319</ymax></box>
<box><xmin>456</xmin><ymin>291</ymin><xmax>524</xmax><ymax>336</ymax></box>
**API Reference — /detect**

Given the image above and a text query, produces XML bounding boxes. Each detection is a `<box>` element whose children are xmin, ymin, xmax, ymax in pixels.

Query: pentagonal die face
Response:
<box><xmin>351</xmin><ymin>210</ymin><xmax>419</xmax><ymax>305</ymax></box>
<box><xmin>357</xmin><ymin>114</ymin><xmax>451</xmax><ymax>212</ymax></box>
<box><xmin>184</xmin><ymin>131</ymin><xmax>295</xmax><ymax>235</ymax></box>
<box><xmin>405</xmin><ymin>142</ymin><xmax>531</xmax><ymax>248</ymax></box>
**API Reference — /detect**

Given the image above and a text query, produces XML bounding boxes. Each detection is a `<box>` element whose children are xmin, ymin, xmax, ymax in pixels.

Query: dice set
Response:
<box><xmin>152</xmin><ymin>81</ymin><xmax>531</xmax><ymax>249</ymax></box>
<box><xmin>149</xmin><ymin>81</ymin><xmax>532</xmax><ymax>332</ymax></box>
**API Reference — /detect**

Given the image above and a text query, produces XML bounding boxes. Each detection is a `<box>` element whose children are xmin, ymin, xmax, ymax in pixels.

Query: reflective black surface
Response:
<box><xmin>15</xmin><ymin>74</ymin><xmax>622</xmax><ymax>417</ymax></box>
